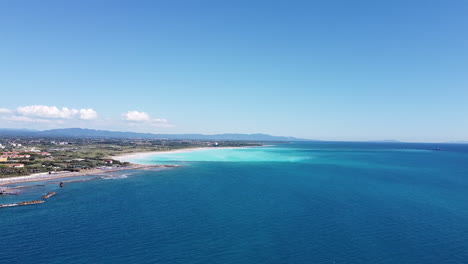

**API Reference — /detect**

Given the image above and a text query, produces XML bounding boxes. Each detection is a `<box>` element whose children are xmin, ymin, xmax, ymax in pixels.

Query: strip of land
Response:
<box><xmin>1</xmin><ymin>146</ymin><xmax>249</xmax><ymax>186</ymax></box>
<box><xmin>1</xmin><ymin>136</ymin><xmax>260</xmax><ymax>178</ymax></box>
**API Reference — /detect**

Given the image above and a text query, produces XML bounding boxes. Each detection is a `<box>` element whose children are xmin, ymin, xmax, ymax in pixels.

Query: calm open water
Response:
<box><xmin>1</xmin><ymin>142</ymin><xmax>468</xmax><ymax>263</ymax></box>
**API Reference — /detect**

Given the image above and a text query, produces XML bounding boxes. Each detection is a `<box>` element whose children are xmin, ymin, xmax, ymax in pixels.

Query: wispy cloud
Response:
<box><xmin>122</xmin><ymin>110</ymin><xmax>173</xmax><ymax>128</ymax></box>
<box><xmin>0</xmin><ymin>108</ymin><xmax>12</xmax><ymax>114</ymax></box>
<box><xmin>1</xmin><ymin>115</ymin><xmax>58</xmax><ymax>124</ymax></box>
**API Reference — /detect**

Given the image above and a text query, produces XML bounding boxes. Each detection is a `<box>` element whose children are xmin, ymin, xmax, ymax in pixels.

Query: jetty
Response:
<box><xmin>41</xmin><ymin>192</ymin><xmax>56</xmax><ymax>199</ymax></box>
<box><xmin>1</xmin><ymin>191</ymin><xmax>56</xmax><ymax>208</ymax></box>
<box><xmin>0</xmin><ymin>200</ymin><xmax>44</xmax><ymax>208</ymax></box>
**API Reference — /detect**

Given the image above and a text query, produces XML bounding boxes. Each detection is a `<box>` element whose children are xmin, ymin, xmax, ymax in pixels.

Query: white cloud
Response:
<box><xmin>0</xmin><ymin>108</ymin><xmax>12</xmax><ymax>114</ymax></box>
<box><xmin>17</xmin><ymin>105</ymin><xmax>76</xmax><ymax>118</ymax></box>
<box><xmin>122</xmin><ymin>111</ymin><xmax>151</xmax><ymax>121</ymax></box>
<box><xmin>122</xmin><ymin>110</ymin><xmax>173</xmax><ymax>128</ymax></box>
<box><xmin>16</xmin><ymin>105</ymin><xmax>98</xmax><ymax>120</ymax></box>
<box><xmin>79</xmin><ymin>109</ymin><xmax>98</xmax><ymax>120</ymax></box>
<box><xmin>1</xmin><ymin>106</ymin><xmax>174</xmax><ymax>130</ymax></box>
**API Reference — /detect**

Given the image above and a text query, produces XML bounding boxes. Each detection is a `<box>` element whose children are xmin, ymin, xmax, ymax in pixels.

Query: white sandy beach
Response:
<box><xmin>112</xmin><ymin>146</ymin><xmax>251</xmax><ymax>163</ymax></box>
<box><xmin>0</xmin><ymin>148</ymin><xmax>205</xmax><ymax>186</ymax></box>
<box><xmin>112</xmin><ymin>147</ymin><xmax>207</xmax><ymax>162</ymax></box>
<box><xmin>1</xmin><ymin>146</ymin><xmax>257</xmax><ymax>186</ymax></box>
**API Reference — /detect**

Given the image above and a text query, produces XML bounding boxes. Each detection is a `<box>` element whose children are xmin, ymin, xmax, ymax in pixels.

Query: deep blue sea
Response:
<box><xmin>1</xmin><ymin>142</ymin><xmax>468</xmax><ymax>264</ymax></box>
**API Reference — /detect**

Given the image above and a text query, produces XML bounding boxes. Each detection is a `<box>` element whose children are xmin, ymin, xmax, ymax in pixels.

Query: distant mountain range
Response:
<box><xmin>367</xmin><ymin>140</ymin><xmax>401</xmax><ymax>143</ymax></box>
<box><xmin>0</xmin><ymin>128</ymin><xmax>309</xmax><ymax>141</ymax></box>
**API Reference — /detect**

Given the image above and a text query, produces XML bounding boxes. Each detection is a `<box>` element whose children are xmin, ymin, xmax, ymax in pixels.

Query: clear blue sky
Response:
<box><xmin>0</xmin><ymin>0</ymin><xmax>467</xmax><ymax>142</ymax></box>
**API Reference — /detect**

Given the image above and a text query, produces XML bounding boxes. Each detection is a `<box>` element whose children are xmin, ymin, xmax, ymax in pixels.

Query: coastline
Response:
<box><xmin>0</xmin><ymin>146</ymin><xmax>255</xmax><ymax>186</ymax></box>
<box><xmin>112</xmin><ymin>146</ymin><xmax>253</xmax><ymax>163</ymax></box>
<box><xmin>0</xmin><ymin>164</ymin><xmax>179</xmax><ymax>187</ymax></box>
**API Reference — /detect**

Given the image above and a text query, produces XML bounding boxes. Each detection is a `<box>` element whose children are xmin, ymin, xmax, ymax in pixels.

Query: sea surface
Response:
<box><xmin>1</xmin><ymin>142</ymin><xmax>468</xmax><ymax>264</ymax></box>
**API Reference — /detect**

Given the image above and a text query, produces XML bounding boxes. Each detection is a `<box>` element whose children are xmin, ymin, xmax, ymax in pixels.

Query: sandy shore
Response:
<box><xmin>0</xmin><ymin>164</ymin><xmax>178</xmax><ymax>186</ymax></box>
<box><xmin>1</xmin><ymin>146</ymin><xmax>259</xmax><ymax>187</ymax></box>
<box><xmin>112</xmin><ymin>146</ymin><xmax>250</xmax><ymax>163</ymax></box>
<box><xmin>0</xmin><ymin>148</ymin><xmax>213</xmax><ymax>186</ymax></box>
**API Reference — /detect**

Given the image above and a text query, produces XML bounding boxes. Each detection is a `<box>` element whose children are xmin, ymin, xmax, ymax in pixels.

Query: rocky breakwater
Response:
<box><xmin>41</xmin><ymin>192</ymin><xmax>56</xmax><ymax>199</ymax></box>
<box><xmin>0</xmin><ymin>200</ymin><xmax>44</xmax><ymax>208</ymax></box>
<box><xmin>1</xmin><ymin>192</ymin><xmax>56</xmax><ymax>208</ymax></box>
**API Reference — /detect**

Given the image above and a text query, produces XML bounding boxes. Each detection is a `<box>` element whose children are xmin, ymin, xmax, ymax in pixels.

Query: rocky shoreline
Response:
<box><xmin>0</xmin><ymin>164</ymin><xmax>180</xmax><ymax>186</ymax></box>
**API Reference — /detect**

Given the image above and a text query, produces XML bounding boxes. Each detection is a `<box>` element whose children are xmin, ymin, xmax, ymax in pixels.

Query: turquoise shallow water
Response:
<box><xmin>131</xmin><ymin>146</ymin><xmax>313</xmax><ymax>164</ymax></box>
<box><xmin>1</xmin><ymin>142</ymin><xmax>468</xmax><ymax>263</ymax></box>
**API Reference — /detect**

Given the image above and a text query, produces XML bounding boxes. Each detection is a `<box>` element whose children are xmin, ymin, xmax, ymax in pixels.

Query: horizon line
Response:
<box><xmin>0</xmin><ymin>127</ymin><xmax>466</xmax><ymax>144</ymax></box>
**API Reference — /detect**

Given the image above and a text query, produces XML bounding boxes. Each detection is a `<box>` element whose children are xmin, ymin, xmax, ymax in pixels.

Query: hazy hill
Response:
<box><xmin>0</xmin><ymin>128</ymin><xmax>308</xmax><ymax>141</ymax></box>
